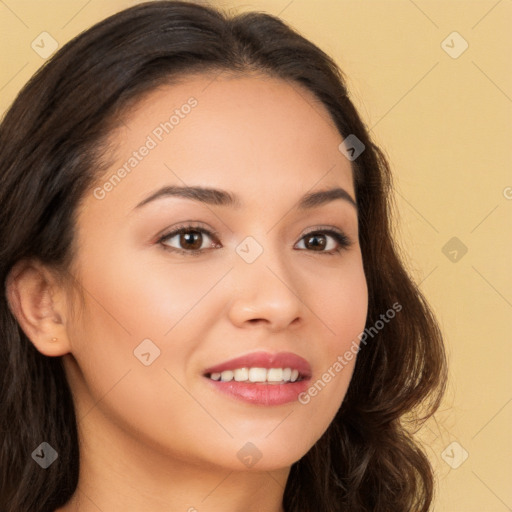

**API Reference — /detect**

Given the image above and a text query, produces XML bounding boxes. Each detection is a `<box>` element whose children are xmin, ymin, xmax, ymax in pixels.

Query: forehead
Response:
<box><xmin>86</xmin><ymin>73</ymin><xmax>355</xmax><ymax>218</ymax></box>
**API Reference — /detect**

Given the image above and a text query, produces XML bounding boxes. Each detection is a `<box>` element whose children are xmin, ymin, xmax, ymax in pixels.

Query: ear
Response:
<box><xmin>5</xmin><ymin>259</ymin><xmax>72</xmax><ymax>357</ymax></box>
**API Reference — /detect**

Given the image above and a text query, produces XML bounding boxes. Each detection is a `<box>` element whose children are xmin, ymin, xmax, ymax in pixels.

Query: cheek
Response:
<box><xmin>72</xmin><ymin>241</ymin><xmax>227</xmax><ymax>343</ymax></box>
<box><xmin>65</xmin><ymin>255</ymin><xmax>215</xmax><ymax>460</ymax></box>
<box><xmin>298</xmin><ymin>256</ymin><xmax>367</xmax><ymax>418</ymax></box>
<box><xmin>314</xmin><ymin>255</ymin><xmax>369</xmax><ymax>351</ymax></box>
<box><xmin>66</xmin><ymin>245</ymin><xmax>229</xmax><ymax>409</ymax></box>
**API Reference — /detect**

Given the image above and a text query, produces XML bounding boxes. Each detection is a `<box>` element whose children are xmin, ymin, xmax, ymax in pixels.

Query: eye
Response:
<box><xmin>158</xmin><ymin>224</ymin><xmax>220</xmax><ymax>256</ymax></box>
<box><xmin>295</xmin><ymin>229</ymin><xmax>352</xmax><ymax>255</ymax></box>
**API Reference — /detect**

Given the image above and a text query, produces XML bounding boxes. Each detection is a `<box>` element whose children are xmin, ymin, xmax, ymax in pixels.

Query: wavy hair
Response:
<box><xmin>0</xmin><ymin>2</ymin><xmax>447</xmax><ymax>510</ymax></box>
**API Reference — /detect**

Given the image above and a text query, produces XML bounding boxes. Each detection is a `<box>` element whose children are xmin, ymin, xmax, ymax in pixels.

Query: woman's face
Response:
<box><xmin>65</xmin><ymin>73</ymin><xmax>368</xmax><ymax>472</ymax></box>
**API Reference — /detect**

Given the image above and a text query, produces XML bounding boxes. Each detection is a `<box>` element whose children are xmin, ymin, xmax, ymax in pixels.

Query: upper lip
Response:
<box><xmin>203</xmin><ymin>351</ymin><xmax>312</xmax><ymax>378</ymax></box>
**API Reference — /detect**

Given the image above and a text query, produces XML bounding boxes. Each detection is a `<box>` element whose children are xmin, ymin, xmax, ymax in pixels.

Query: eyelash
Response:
<box><xmin>157</xmin><ymin>223</ymin><xmax>352</xmax><ymax>257</ymax></box>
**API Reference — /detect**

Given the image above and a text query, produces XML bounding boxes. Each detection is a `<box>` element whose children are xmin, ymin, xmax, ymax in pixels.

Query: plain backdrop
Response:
<box><xmin>0</xmin><ymin>1</ymin><xmax>511</xmax><ymax>510</ymax></box>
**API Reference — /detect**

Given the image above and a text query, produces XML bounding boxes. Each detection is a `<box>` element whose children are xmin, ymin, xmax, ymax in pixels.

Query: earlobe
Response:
<box><xmin>5</xmin><ymin>260</ymin><xmax>71</xmax><ymax>357</ymax></box>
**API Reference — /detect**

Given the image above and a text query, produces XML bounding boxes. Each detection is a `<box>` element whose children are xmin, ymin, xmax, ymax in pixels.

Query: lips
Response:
<box><xmin>203</xmin><ymin>351</ymin><xmax>312</xmax><ymax>406</ymax></box>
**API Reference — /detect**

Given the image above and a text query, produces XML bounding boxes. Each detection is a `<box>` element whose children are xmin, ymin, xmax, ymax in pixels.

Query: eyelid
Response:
<box><xmin>301</xmin><ymin>226</ymin><xmax>352</xmax><ymax>243</ymax></box>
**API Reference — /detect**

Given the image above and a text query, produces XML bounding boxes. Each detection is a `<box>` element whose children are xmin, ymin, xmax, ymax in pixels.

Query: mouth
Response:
<box><xmin>203</xmin><ymin>351</ymin><xmax>311</xmax><ymax>406</ymax></box>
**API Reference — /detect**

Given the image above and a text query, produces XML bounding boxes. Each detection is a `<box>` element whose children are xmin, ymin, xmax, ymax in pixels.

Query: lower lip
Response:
<box><xmin>205</xmin><ymin>377</ymin><xmax>309</xmax><ymax>406</ymax></box>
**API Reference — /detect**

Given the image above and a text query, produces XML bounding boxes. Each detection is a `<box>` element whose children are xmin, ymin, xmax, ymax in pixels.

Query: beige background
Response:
<box><xmin>1</xmin><ymin>1</ymin><xmax>510</xmax><ymax>510</ymax></box>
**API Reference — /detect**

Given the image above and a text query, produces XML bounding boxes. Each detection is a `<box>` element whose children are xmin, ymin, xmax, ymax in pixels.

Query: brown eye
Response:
<box><xmin>159</xmin><ymin>226</ymin><xmax>219</xmax><ymax>255</ymax></box>
<box><xmin>303</xmin><ymin>233</ymin><xmax>327</xmax><ymax>251</ymax></box>
<box><xmin>295</xmin><ymin>229</ymin><xmax>351</xmax><ymax>255</ymax></box>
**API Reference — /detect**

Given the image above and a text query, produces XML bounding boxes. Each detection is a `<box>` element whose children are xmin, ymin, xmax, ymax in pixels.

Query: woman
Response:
<box><xmin>0</xmin><ymin>2</ymin><xmax>447</xmax><ymax>511</ymax></box>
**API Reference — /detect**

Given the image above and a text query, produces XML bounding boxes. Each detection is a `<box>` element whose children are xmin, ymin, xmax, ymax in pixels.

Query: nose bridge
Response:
<box><xmin>226</xmin><ymin>231</ymin><xmax>305</xmax><ymax>329</ymax></box>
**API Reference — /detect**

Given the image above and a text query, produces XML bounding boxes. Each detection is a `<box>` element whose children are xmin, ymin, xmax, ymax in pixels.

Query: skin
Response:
<box><xmin>8</xmin><ymin>73</ymin><xmax>368</xmax><ymax>511</ymax></box>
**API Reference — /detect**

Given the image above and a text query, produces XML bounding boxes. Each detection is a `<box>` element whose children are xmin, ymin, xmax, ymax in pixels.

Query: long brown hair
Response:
<box><xmin>0</xmin><ymin>2</ymin><xmax>447</xmax><ymax>510</ymax></box>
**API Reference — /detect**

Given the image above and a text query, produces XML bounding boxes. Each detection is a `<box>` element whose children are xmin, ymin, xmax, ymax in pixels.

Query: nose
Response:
<box><xmin>226</xmin><ymin>241</ymin><xmax>305</xmax><ymax>332</ymax></box>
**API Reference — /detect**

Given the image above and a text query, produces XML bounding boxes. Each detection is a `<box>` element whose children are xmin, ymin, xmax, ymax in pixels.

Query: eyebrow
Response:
<box><xmin>134</xmin><ymin>185</ymin><xmax>357</xmax><ymax>210</ymax></box>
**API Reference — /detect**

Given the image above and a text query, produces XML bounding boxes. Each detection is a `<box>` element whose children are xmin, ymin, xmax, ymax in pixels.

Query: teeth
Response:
<box><xmin>248</xmin><ymin>367</ymin><xmax>267</xmax><ymax>382</ymax></box>
<box><xmin>267</xmin><ymin>368</ymin><xmax>283</xmax><ymax>382</ymax></box>
<box><xmin>220</xmin><ymin>370</ymin><xmax>233</xmax><ymax>382</ymax></box>
<box><xmin>208</xmin><ymin>367</ymin><xmax>302</xmax><ymax>384</ymax></box>
<box><xmin>233</xmin><ymin>368</ymin><xmax>249</xmax><ymax>381</ymax></box>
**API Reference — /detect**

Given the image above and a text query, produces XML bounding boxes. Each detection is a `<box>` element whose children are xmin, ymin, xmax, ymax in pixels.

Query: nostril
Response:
<box><xmin>248</xmin><ymin>318</ymin><xmax>264</xmax><ymax>324</ymax></box>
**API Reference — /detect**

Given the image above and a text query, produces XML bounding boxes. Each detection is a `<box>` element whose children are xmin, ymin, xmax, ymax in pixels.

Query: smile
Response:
<box><xmin>203</xmin><ymin>351</ymin><xmax>312</xmax><ymax>406</ymax></box>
